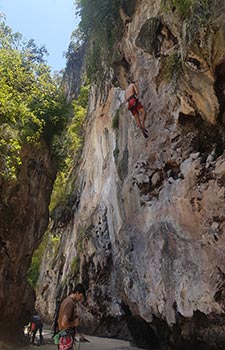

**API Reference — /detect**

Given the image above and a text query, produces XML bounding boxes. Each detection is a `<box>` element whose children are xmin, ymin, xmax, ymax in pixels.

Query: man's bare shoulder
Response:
<box><xmin>125</xmin><ymin>83</ymin><xmax>136</xmax><ymax>99</ymax></box>
<box><xmin>129</xmin><ymin>83</ymin><xmax>136</xmax><ymax>89</ymax></box>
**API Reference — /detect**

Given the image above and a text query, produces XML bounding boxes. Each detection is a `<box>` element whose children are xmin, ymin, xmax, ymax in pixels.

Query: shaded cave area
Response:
<box><xmin>89</xmin><ymin>315</ymin><xmax>131</xmax><ymax>341</ymax></box>
<box><xmin>88</xmin><ymin>302</ymin><xmax>161</xmax><ymax>349</ymax></box>
<box><xmin>177</xmin><ymin>112</ymin><xmax>225</xmax><ymax>163</ymax></box>
<box><xmin>121</xmin><ymin>303</ymin><xmax>160</xmax><ymax>349</ymax></box>
<box><xmin>135</xmin><ymin>18</ymin><xmax>177</xmax><ymax>57</ymax></box>
<box><xmin>177</xmin><ymin>59</ymin><xmax>225</xmax><ymax>160</ymax></box>
<box><xmin>104</xmin><ymin>300</ymin><xmax>224</xmax><ymax>350</ymax></box>
<box><xmin>168</xmin><ymin>309</ymin><xmax>225</xmax><ymax>350</ymax></box>
<box><xmin>103</xmin><ymin>304</ymin><xmax>225</xmax><ymax>350</ymax></box>
<box><xmin>215</xmin><ymin>60</ymin><xmax>225</xmax><ymax>123</ymax></box>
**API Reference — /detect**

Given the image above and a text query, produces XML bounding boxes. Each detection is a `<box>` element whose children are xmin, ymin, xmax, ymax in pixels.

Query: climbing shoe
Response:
<box><xmin>142</xmin><ymin>128</ymin><xmax>148</xmax><ymax>138</ymax></box>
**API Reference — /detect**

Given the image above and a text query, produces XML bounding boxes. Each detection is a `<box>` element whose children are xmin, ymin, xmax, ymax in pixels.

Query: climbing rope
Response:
<box><xmin>75</xmin><ymin>338</ymin><xmax>81</xmax><ymax>350</ymax></box>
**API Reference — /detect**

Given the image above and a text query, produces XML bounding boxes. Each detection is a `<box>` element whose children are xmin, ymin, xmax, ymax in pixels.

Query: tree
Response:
<box><xmin>74</xmin><ymin>0</ymin><xmax>128</xmax><ymax>82</ymax></box>
<box><xmin>0</xmin><ymin>17</ymin><xmax>70</xmax><ymax>179</ymax></box>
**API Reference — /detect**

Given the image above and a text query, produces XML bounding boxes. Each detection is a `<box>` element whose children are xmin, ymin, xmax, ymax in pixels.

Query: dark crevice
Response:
<box><xmin>186</xmin><ymin>57</ymin><xmax>202</xmax><ymax>70</ymax></box>
<box><xmin>123</xmin><ymin>0</ymin><xmax>137</xmax><ymax>18</ymax></box>
<box><xmin>136</xmin><ymin>18</ymin><xmax>178</xmax><ymax>57</ymax></box>
<box><xmin>112</xmin><ymin>55</ymin><xmax>130</xmax><ymax>71</ymax></box>
<box><xmin>214</xmin><ymin>266</ymin><xmax>225</xmax><ymax>310</ymax></box>
<box><xmin>121</xmin><ymin>302</ymin><xmax>160</xmax><ymax>349</ymax></box>
<box><xmin>135</xmin><ymin>18</ymin><xmax>162</xmax><ymax>55</ymax></box>
<box><xmin>112</xmin><ymin>55</ymin><xmax>131</xmax><ymax>86</ymax></box>
<box><xmin>121</xmin><ymin>57</ymin><xmax>130</xmax><ymax>71</ymax></box>
<box><xmin>178</xmin><ymin>112</ymin><xmax>196</xmax><ymax>126</ymax></box>
<box><xmin>169</xmin><ymin>310</ymin><xmax>223</xmax><ymax>350</ymax></box>
<box><xmin>185</xmin><ymin>55</ymin><xmax>209</xmax><ymax>72</ymax></box>
<box><xmin>0</xmin><ymin>237</ymin><xmax>10</xmax><ymax>259</ymax></box>
<box><xmin>178</xmin><ymin>112</ymin><xmax>225</xmax><ymax>158</ymax></box>
<box><xmin>164</xmin><ymin>160</ymin><xmax>181</xmax><ymax>180</ymax></box>
<box><xmin>215</xmin><ymin>60</ymin><xmax>225</xmax><ymax>123</ymax></box>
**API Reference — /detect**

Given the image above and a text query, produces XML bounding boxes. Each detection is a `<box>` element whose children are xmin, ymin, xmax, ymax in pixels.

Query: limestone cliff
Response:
<box><xmin>0</xmin><ymin>140</ymin><xmax>56</xmax><ymax>345</ymax></box>
<box><xmin>63</xmin><ymin>43</ymin><xmax>87</xmax><ymax>101</ymax></box>
<box><xmin>37</xmin><ymin>1</ymin><xmax>225</xmax><ymax>349</ymax></box>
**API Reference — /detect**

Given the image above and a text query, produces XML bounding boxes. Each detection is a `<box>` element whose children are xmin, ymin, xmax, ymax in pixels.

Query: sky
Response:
<box><xmin>0</xmin><ymin>0</ymin><xmax>79</xmax><ymax>72</ymax></box>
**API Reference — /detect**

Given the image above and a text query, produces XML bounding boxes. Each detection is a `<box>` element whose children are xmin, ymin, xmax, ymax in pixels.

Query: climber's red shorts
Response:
<box><xmin>127</xmin><ymin>96</ymin><xmax>143</xmax><ymax>116</ymax></box>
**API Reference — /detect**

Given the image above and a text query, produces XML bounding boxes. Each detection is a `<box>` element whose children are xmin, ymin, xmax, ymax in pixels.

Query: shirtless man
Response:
<box><xmin>125</xmin><ymin>81</ymin><xmax>148</xmax><ymax>138</ymax></box>
<box><xmin>57</xmin><ymin>283</ymin><xmax>86</xmax><ymax>350</ymax></box>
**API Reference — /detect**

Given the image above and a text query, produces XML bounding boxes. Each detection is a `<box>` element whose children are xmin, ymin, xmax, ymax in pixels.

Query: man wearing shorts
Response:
<box><xmin>125</xmin><ymin>81</ymin><xmax>148</xmax><ymax>138</ymax></box>
<box><xmin>57</xmin><ymin>284</ymin><xmax>86</xmax><ymax>350</ymax></box>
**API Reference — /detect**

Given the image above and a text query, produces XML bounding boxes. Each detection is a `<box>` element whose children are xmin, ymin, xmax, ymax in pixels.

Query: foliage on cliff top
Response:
<box><xmin>162</xmin><ymin>0</ymin><xmax>209</xmax><ymax>19</ymax></box>
<box><xmin>74</xmin><ymin>0</ymin><xmax>136</xmax><ymax>83</ymax></box>
<box><xmin>27</xmin><ymin>233</ymin><xmax>60</xmax><ymax>288</ymax></box>
<box><xmin>49</xmin><ymin>82</ymin><xmax>89</xmax><ymax>213</ymax></box>
<box><xmin>0</xmin><ymin>16</ymin><xmax>70</xmax><ymax>179</ymax></box>
<box><xmin>27</xmin><ymin>233</ymin><xmax>49</xmax><ymax>288</ymax></box>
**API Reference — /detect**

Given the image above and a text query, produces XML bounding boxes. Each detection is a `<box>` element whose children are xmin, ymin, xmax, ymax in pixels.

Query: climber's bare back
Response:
<box><xmin>125</xmin><ymin>83</ymin><xmax>138</xmax><ymax>100</ymax></box>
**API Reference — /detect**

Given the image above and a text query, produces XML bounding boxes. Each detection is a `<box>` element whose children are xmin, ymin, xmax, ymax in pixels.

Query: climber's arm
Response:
<box><xmin>133</xmin><ymin>83</ymin><xmax>139</xmax><ymax>96</ymax></box>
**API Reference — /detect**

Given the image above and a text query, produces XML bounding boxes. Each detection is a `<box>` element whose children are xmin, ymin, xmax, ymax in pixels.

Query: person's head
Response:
<box><xmin>72</xmin><ymin>283</ymin><xmax>86</xmax><ymax>302</ymax></box>
<box><xmin>127</xmin><ymin>79</ymin><xmax>135</xmax><ymax>85</ymax></box>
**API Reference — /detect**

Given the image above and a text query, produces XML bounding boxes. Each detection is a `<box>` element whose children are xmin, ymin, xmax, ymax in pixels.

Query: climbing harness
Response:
<box><xmin>127</xmin><ymin>95</ymin><xmax>138</xmax><ymax>112</ymax></box>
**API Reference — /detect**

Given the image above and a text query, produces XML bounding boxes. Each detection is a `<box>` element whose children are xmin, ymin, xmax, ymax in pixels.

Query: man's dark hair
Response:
<box><xmin>127</xmin><ymin>77</ymin><xmax>135</xmax><ymax>85</ymax></box>
<box><xmin>74</xmin><ymin>283</ymin><xmax>86</xmax><ymax>298</ymax></box>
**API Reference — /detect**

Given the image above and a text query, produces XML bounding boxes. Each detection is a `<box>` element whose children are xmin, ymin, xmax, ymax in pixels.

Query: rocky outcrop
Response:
<box><xmin>37</xmin><ymin>1</ymin><xmax>225</xmax><ymax>349</ymax></box>
<box><xmin>63</xmin><ymin>43</ymin><xmax>87</xmax><ymax>101</ymax></box>
<box><xmin>0</xmin><ymin>140</ymin><xmax>56</xmax><ymax>345</ymax></box>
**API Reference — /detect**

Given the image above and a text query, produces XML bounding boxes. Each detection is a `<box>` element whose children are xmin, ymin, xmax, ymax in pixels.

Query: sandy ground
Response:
<box><xmin>15</xmin><ymin>336</ymin><xmax>142</xmax><ymax>350</ymax></box>
<box><xmin>0</xmin><ymin>328</ymin><xmax>143</xmax><ymax>350</ymax></box>
<box><xmin>29</xmin><ymin>335</ymin><xmax>141</xmax><ymax>350</ymax></box>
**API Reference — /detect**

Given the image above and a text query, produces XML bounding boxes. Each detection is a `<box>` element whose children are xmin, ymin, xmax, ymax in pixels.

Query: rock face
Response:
<box><xmin>0</xmin><ymin>140</ymin><xmax>56</xmax><ymax>345</ymax></box>
<box><xmin>63</xmin><ymin>43</ymin><xmax>87</xmax><ymax>101</ymax></box>
<box><xmin>37</xmin><ymin>1</ymin><xmax>225</xmax><ymax>349</ymax></box>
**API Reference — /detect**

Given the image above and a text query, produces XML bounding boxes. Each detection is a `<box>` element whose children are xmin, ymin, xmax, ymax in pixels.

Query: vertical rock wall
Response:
<box><xmin>0</xmin><ymin>140</ymin><xmax>56</xmax><ymax>345</ymax></box>
<box><xmin>37</xmin><ymin>1</ymin><xmax>225</xmax><ymax>349</ymax></box>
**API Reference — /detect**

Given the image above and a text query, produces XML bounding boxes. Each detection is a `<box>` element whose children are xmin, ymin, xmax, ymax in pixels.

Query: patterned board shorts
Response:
<box><xmin>58</xmin><ymin>335</ymin><xmax>73</xmax><ymax>350</ymax></box>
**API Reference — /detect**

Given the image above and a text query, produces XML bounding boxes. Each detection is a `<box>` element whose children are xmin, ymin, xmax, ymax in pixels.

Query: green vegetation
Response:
<box><xmin>75</xmin><ymin>0</ymin><xmax>124</xmax><ymax>43</ymax></box>
<box><xmin>74</xmin><ymin>0</ymin><xmax>132</xmax><ymax>83</ymax></box>
<box><xmin>161</xmin><ymin>53</ymin><xmax>181</xmax><ymax>84</ymax></box>
<box><xmin>49</xmin><ymin>82</ymin><xmax>89</xmax><ymax>212</ymax></box>
<box><xmin>27</xmin><ymin>234</ymin><xmax>49</xmax><ymax>288</ymax></box>
<box><xmin>0</xmin><ymin>16</ymin><xmax>70</xmax><ymax>179</ymax></box>
<box><xmin>162</xmin><ymin>0</ymin><xmax>194</xmax><ymax>17</ymax></box>
<box><xmin>71</xmin><ymin>255</ymin><xmax>79</xmax><ymax>274</ymax></box>
<box><xmin>162</xmin><ymin>0</ymin><xmax>209</xmax><ymax>19</ymax></box>
<box><xmin>186</xmin><ymin>0</ymin><xmax>210</xmax><ymax>39</ymax></box>
<box><xmin>160</xmin><ymin>0</ymin><xmax>210</xmax><ymax>90</ymax></box>
<box><xmin>61</xmin><ymin>278</ymin><xmax>67</xmax><ymax>288</ymax></box>
<box><xmin>50</xmin><ymin>234</ymin><xmax>61</xmax><ymax>260</ymax></box>
<box><xmin>0</xmin><ymin>16</ymin><xmax>89</xmax><ymax>285</ymax></box>
<box><xmin>27</xmin><ymin>233</ymin><xmax>60</xmax><ymax>288</ymax></box>
<box><xmin>27</xmin><ymin>255</ymin><xmax>40</xmax><ymax>289</ymax></box>
<box><xmin>171</xmin><ymin>0</ymin><xmax>194</xmax><ymax>16</ymax></box>
<box><xmin>77</xmin><ymin>238</ymin><xmax>83</xmax><ymax>255</ymax></box>
<box><xmin>26</xmin><ymin>22</ymin><xmax>90</xmax><ymax>284</ymax></box>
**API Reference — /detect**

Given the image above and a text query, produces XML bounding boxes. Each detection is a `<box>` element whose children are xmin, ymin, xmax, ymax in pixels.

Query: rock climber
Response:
<box><xmin>125</xmin><ymin>81</ymin><xmax>148</xmax><ymax>138</ymax></box>
<box><xmin>30</xmin><ymin>313</ymin><xmax>43</xmax><ymax>345</ymax></box>
<box><xmin>57</xmin><ymin>283</ymin><xmax>86</xmax><ymax>350</ymax></box>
